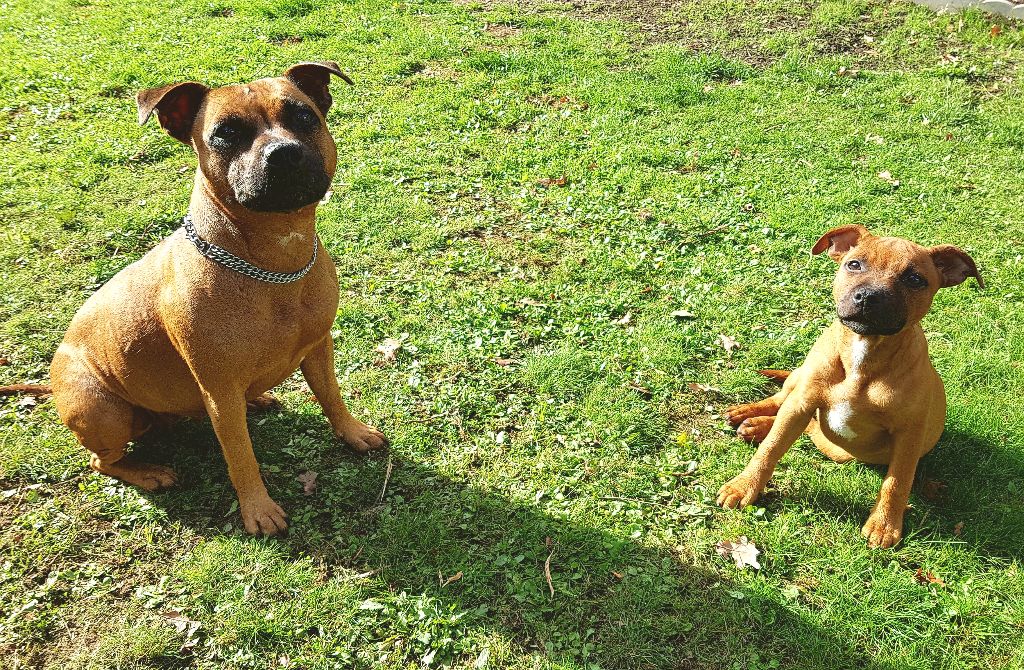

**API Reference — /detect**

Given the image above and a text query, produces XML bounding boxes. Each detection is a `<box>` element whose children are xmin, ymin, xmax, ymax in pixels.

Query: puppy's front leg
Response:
<box><xmin>301</xmin><ymin>336</ymin><xmax>388</xmax><ymax>453</ymax></box>
<box><xmin>862</xmin><ymin>433</ymin><xmax>921</xmax><ymax>549</ymax></box>
<box><xmin>718</xmin><ymin>393</ymin><xmax>816</xmax><ymax>508</ymax></box>
<box><xmin>203</xmin><ymin>390</ymin><xmax>288</xmax><ymax>535</ymax></box>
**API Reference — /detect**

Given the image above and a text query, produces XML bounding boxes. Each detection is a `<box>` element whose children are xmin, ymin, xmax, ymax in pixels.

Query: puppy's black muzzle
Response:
<box><xmin>838</xmin><ymin>285</ymin><xmax>907</xmax><ymax>336</ymax></box>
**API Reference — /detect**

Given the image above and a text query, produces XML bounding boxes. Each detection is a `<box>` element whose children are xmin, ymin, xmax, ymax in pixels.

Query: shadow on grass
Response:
<box><xmin>788</xmin><ymin>428</ymin><xmax>1024</xmax><ymax>561</ymax></box>
<box><xmin>130</xmin><ymin>412</ymin><xmax>901</xmax><ymax>670</ymax></box>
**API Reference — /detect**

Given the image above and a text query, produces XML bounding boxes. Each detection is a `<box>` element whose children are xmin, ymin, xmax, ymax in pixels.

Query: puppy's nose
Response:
<box><xmin>264</xmin><ymin>142</ymin><xmax>304</xmax><ymax>169</ymax></box>
<box><xmin>853</xmin><ymin>288</ymin><xmax>880</xmax><ymax>306</ymax></box>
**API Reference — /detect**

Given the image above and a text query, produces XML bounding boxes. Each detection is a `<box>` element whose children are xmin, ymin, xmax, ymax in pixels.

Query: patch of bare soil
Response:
<box><xmin>459</xmin><ymin>0</ymin><xmax>918</xmax><ymax>67</ymax></box>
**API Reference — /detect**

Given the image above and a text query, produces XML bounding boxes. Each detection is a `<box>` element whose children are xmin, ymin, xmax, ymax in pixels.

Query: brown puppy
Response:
<box><xmin>717</xmin><ymin>225</ymin><xmax>982</xmax><ymax>548</ymax></box>
<box><xmin>47</xmin><ymin>63</ymin><xmax>387</xmax><ymax>535</ymax></box>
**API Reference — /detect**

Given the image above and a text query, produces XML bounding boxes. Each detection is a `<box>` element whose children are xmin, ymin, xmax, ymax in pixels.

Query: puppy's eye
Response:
<box><xmin>902</xmin><ymin>272</ymin><xmax>927</xmax><ymax>289</ymax></box>
<box><xmin>291</xmin><ymin>107</ymin><xmax>319</xmax><ymax>130</ymax></box>
<box><xmin>210</xmin><ymin>122</ymin><xmax>247</xmax><ymax>146</ymax></box>
<box><xmin>845</xmin><ymin>259</ymin><xmax>863</xmax><ymax>272</ymax></box>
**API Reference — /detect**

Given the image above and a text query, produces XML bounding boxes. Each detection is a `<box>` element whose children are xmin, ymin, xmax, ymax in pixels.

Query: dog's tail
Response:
<box><xmin>757</xmin><ymin>369</ymin><xmax>791</xmax><ymax>383</ymax></box>
<box><xmin>0</xmin><ymin>384</ymin><xmax>53</xmax><ymax>397</ymax></box>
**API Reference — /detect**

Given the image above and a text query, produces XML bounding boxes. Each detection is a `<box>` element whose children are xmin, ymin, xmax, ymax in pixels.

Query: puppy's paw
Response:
<box><xmin>336</xmin><ymin>419</ymin><xmax>389</xmax><ymax>453</ymax></box>
<box><xmin>240</xmin><ymin>495</ymin><xmax>289</xmax><ymax>536</ymax></box>
<box><xmin>724</xmin><ymin>401</ymin><xmax>777</xmax><ymax>427</ymax></box>
<box><xmin>717</xmin><ymin>474</ymin><xmax>763</xmax><ymax>509</ymax></box>
<box><xmin>862</xmin><ymin>513</ymin><xmax>903</xmax><ymax>549</ymax></box>
<box><xmin>737</xmin><ymin>416</ymin><xmax>774</xmax><ymax>443</ymax></box>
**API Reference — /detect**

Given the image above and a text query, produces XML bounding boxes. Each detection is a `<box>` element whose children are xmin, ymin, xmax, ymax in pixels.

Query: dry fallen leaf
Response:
<box><xmin>865</xmin><ymin>133</ymin><xmax>884</xmax><ymax>145</ymax></box>
<box><xmin>670</xmin><ymin>309</ymin><xmax>695</xmax><ymax>319</ymax></box>
<box><xmin>544</xmin><ymin>536</ymin><xmax>555</xmax><ymax>597</ymax></box>
<box><xmin>921</xmin><ymin>479</ymin><xmax>947</xmax><ymax>501</ymax></box>
<box><xmin>537</xmin><ymin>175</ymin><xmax>568</xmax><ymax>187</ymax></box>
<box><xmin>613</xmin><ymin>312</ymin><xmax>632</xmax><ymax>326</ymax></box>
<box><xmin>0</xmin><ymin>357</ymin><xmax>9</xmax><ymax>366</ymax></box>
<box><xmin>627</xmin><ymin>381</ymin><xmax>652</xmax><ymax>398</ymax></box>
<box><xmin>715</xmin><ymin>536</ymin><xmax>761</xmax><ymax>570</ymax></box>
<box><xmin>914</xmin><ymin>568</ymin><xmax>945</xmax><ymax>588</ymax></box>
<box><xmin>991</xmin><ymin>25</ymin><xmax>1002</xmax><ymax>38</ymax></box>
<box><xmin>375</xmin><ymin>337</ymin><xmax>404</xmax><ymax>363</ymax></box>
<box><xmin>688</xmin><ymin>382</ymin><xmax>720</xmax><ymax>394</ymax></box>
<box><xmin>297</xmin><ymin>470</ymin><xmax>318</xmax><ymax>495</ymax></box>
<box><xmin>718</xmin><ymin>334</ymin><xmax>739</xmax><ymax>353</ymax></box>
<box><xmin>442</xmin><ymin>570</ymin><xmax>463</xmax><ymax>588</ymax></box>
<box><xmin>953</xmin><ymin>521</ymin><xmax>965</xmax><ymax>536</ymax></box>
<box><xmin>877</xmin><ymin>170</ymin><xmax>900</xmax><ymax>187</ymax></box>
<box><xmin>17</xmin><ymin>396</ymin><xmax>37</xmax><ymax>408</ymax></box>
<box><xmin>518</xmin><ymin>297</ymin><xmax>546</xmax><ymax>307</ymax></box>
<box><xmin>611</xmin><ymin>570</ymin><xmax>624</xmax><ymax>580</ymax></box>
<box><xmin>494</xmin><ymin>358</ymin><xmax>514</xmax><ymax>367</ymax></box>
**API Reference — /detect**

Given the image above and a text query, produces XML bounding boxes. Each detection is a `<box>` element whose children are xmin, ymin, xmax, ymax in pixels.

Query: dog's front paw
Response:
<box><xmin>717</xmin><ymin>474</ymin><xmax>763</xmax><ymax>509</ymax></box>
<box><xmin>862</xmin><ymin>512</ymin><xmax>903</xmax><ymax>549</ymax></box>
<box><xmin>240</xmin><ymin>495</ymin><xmax>289</xmax><ymax>536</ymax></box>
<box><xmin>335</xmin><ymin>419</ymin><xmax>389</xmax><ymax>453</ymax></box>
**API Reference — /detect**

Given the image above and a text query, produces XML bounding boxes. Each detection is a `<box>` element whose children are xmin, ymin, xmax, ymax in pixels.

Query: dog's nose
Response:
<box><xmin>264</xmin><ymin>142</ymin><xmax>304</xmax><ymax>169</ymax></box>
<box><xmin>853</xmin><ymin>289</ymin><xmax>877</xmax><ymax>306</ymax></box>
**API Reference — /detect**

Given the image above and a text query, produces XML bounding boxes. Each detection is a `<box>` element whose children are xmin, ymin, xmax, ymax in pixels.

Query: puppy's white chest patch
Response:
<box><xmin>826</xmin><ymin>401</ymin><xmax>857</xmax><ymax>439</ymax></box>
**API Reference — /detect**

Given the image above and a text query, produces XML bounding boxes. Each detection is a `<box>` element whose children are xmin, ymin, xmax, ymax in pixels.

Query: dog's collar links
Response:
<box><xmin>182</xmin><ymin>215</ymin><xmax>317</xmax><ymax>284</ymax></box>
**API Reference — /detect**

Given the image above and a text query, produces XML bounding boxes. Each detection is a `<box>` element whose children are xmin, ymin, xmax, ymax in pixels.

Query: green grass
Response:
<box><xmin>2</xmin><ymin>0</ymin><xmax>1024</xmax><ymax>667</ymax></box>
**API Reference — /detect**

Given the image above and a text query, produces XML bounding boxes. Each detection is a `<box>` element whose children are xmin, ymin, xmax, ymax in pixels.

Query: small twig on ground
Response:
<box><xmin>377</xmin><ymin>455</ymin><xmax>394</xmax><ymax>504</ymax></box>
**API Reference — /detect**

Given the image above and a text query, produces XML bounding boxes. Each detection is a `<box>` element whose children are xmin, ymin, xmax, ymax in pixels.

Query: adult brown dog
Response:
<box><xmin>716</xmin><ymin>226</ymin><xmax>982</xmax><ymax>548</ymax></box>
<box><xmin>25</xmin><ymin>63</ymin><xmax>387</xmax><ymax>535</ymax></box>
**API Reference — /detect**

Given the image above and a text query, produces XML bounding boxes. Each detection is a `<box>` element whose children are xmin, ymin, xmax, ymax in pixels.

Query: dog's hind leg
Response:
<box><xmin>51</xmin><ymin>349</ymin><xmax>177</xmax><ymax>491</ymax></box>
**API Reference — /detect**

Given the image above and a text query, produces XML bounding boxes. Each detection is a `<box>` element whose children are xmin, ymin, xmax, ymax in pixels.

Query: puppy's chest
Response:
<box><xmin>822</xmin><ymin>377</ymin><xmax>898</xmax><ymax>440</ymax></box>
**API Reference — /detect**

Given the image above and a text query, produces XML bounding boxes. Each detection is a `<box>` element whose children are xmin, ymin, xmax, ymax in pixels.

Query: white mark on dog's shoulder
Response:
<box><xmin>848</xmin><ymin>336</ymin><xmax>870</xmax><ymax>380</ymax></box>
<box><xmin>827</xmin><ymin>401</ymin><xmax>858</xmax><ymax>439</ymax></box>
<box><xmin>278</xmin><ymin>231</ymin><xmax>307</xmax><ymax>246</ymax></box>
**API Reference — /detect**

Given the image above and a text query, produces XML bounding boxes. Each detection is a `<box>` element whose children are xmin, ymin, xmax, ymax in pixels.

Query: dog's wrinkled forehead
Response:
<box><xmin>849</xmin><ymin>236</ymin><xmax>936</xmax><ymax>278</ymax></box>
<box><xmin>200</xmin><ymin>78</ymin><xmax>317</xmax><ymax>126</ymax></box>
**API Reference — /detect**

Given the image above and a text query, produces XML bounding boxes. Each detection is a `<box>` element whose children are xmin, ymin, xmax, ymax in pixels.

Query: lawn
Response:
<box><xmin>1</xmin><ymin>0</ymin><xmax>1023</xmax><ymax>668</ymax></box>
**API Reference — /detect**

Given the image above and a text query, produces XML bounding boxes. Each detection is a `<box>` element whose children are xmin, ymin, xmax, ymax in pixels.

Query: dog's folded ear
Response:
<box><xmin>283</xmin><ymin>62</ymin><xmax>354</xmax><ymax>115</ymax></box>
<box><xmin>811</xmin><ymin>224</ymin><xmax>871</xmax><ymax>261</ymax></box>
<box><xmin>136</xmin><ymin>82</ymin><xmax>210</xmax><ymax>144</ymax></box>
<box><xmin>930</xmin><ymin>245</ymin><xmax>984</xmax><ymax>289</ymax></box>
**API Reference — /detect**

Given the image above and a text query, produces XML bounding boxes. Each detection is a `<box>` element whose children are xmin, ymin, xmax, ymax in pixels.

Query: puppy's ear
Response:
<box><xmin>136</xmin><ymin>82</ymin><xmax>209</xmax><ymax>144</ymax></box>
<box><xmin>811</xmin><ymin>225</ymin><xmax>870</xmax><ymax>261</ymax></box>
<box><xmin>930</xmin><ymin>245</ymin><xmax>984</xmax><ymax>289</ymax></box>
<box><xmin>283</xmin><ymin>62</ymin><xmax>354</xmax><ymax>115</ymax></box>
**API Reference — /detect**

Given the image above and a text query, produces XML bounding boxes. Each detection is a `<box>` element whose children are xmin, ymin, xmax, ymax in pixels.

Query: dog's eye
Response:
<box><xmin>211</xmin><ymin>122</ymin><xmax>246</xmax><ymax>146</ymax></box>
<box><xmin>845</xmin><ymin>260</ymin><xmax>863</xmax><ymax>272</ymax></box>
<box><xmin>291</xmin><ymin>107</ymin><xmax>319</xmax><ymax>130</ymax></box>
<box><xmin>902</xmin><ymin>271</ymin><xmax>928</xmax><ymax>289</ymax></box>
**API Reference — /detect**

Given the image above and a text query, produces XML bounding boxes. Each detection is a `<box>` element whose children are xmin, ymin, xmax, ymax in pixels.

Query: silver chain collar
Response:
<box><xmin>182</xmin><ymin>215</ymin><xmax>318</xmax><ymax>284</ymax></box>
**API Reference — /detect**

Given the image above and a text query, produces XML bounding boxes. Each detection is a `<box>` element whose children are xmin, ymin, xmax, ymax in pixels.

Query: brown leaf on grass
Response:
<box><xmin>297</xmin><ymin>470</ymin><xmax>318</xmax><ymax>495</ymax></box>
<box><xmin>914</xmin><ymin>568</ymin><xmax>945</xmax><ymax>587</ymax></box>
<box><xmin>441</xmin><ymin>570</ymin><xmax>463</xmax><ymax>588</ymax></box>
<box><xmin>537</xmin><ymin>175</ymin><xmax>567</xmax><ymax>188</ymax></box>
<box><xmin>990</xmin><ymin>25</ymin><xmax>1002</xmax><ymax>39</ymax></box>
<box><xmin>611</xmin><ymin>570</ymin><xmax>624</xmax><ymax>580</ymax></box>
<box><xmin>718</xmin><ymin>334</ymin><xmax>739</xmax><ymax>353</ymax></box>
<box><xmin>544</xmin><ymin>536</ymin><xmax>555</xmax><ymax>597</ymax></box>
<box><xmin>953</xmin><ymin>521</ymin><xmax>964</xmax><ymax>536</ymax></box>
<box><xmin>374</xmin><ymin>337</ymin><xmax>404</xmax><ymax>363</ymax></box>
<box><xmin>627</xmin><ymin>381</ymin><xmax>652</xmax><ymax>398</ymax></box>
<box><xmin>715</xmin><ymin>536</ymin><xmax>761</xmax><ymax>570</ymax></box>
<box><xmin>921</xmin><ymin>479</ymin><xmax>947</xmax><ymax>501</ymax></box>
<box><xmin>160</xmin><ymin>610</ymin><xmax>201</xmax><ymax>652</ymax></box>
<box><xmin>494</xmin><ymin>358</ymin><xmax>514</xmax><ymax>367</ymax></box>
<box><xmin>688</xmin><ymin>382</ymin><xmax>720</xmax><ymax>394</ymax></box>
<box><xmin>0</xmin><ymin>357</ymin><xmax>9</xmax><ymax>366</ymax></box>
